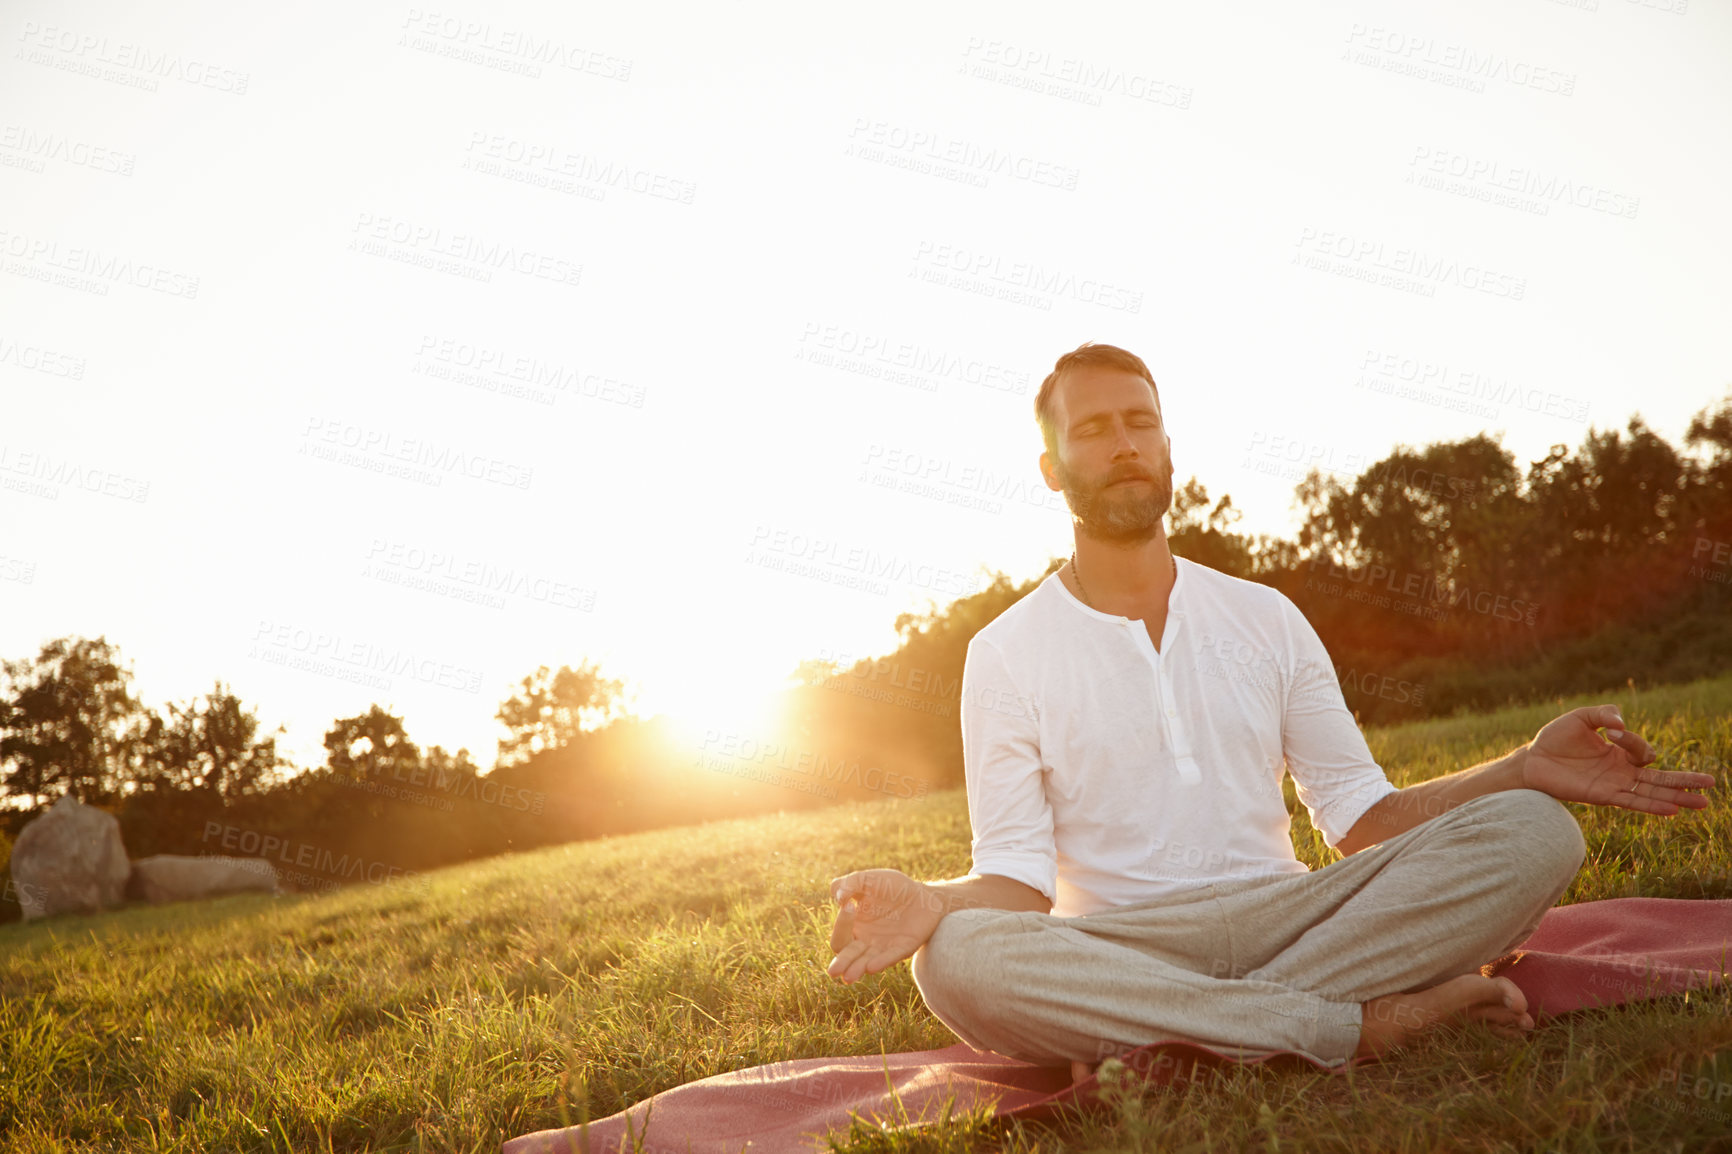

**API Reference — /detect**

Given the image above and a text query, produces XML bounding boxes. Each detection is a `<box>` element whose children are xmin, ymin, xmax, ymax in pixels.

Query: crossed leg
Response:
<box><xmin>911</xmin><ymin>788</ymin><xmax>1586</xmax><ymax>1068</ymax></box>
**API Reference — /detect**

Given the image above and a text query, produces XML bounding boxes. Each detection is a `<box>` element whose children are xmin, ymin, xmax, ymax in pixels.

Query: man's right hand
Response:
<box><xmin>826</xmin><ymin>868</ymin><xmax>944</xmax><ymax>984</ymax></box>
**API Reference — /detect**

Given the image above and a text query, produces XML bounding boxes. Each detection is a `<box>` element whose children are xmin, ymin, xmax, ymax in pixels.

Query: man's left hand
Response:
<box><xmin>1521</xmin><ymin>704</ymin><xmax>1714</xmax><ymax>814</ymax></box>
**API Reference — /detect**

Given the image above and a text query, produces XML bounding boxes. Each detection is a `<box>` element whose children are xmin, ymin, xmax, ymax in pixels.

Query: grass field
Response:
<box><xmin>2</xmin><ymin>674</ymin><xmax>1730</xmax><ymax>1153</ymax></box>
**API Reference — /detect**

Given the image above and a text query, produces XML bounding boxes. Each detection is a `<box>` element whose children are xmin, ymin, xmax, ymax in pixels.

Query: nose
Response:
<box><xmin>1109</xmin><ymin>421</ymin><xmax>1140</xmax><ymax>458</ymax></box>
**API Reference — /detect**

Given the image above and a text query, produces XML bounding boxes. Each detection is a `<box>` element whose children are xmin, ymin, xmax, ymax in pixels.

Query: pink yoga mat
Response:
<box><xmin>503</xmin><ymin>897</ymin><xmax>1732</xmax><ymax>1154</ymax></box>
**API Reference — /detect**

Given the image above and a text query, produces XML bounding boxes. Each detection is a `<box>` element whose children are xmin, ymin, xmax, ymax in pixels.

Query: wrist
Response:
<box><xmin>920</xmin><ymin>878</ymin><xmax>984</xmax><ymax>921</ymax></box>
<box><xmin>1507</xmin><ymin>743</ymin><xmax>1534</xmax><ymax>792</ymax></box>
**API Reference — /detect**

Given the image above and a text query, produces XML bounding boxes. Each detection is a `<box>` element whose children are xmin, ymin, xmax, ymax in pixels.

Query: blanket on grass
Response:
<box><xmin>503</xmin><ymin>896</ymin><xmax>1732</xmax><ymax>1154</ymax></box>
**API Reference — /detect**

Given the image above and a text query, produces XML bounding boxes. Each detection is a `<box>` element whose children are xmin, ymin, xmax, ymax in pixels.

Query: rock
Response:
<box><xmin>8</xmin><ymin>795</ymin><xmax>131</xmax><ymax>921</ymax></box>
<box><xmin>127</xmin><ymin>855</ymin><xmax>278</xmax><ymax>905</ymax></box>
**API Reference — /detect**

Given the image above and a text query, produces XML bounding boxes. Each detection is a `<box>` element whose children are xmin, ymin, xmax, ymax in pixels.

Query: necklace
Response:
<box><xmin>1069</xmin><ymin>550</ymin><xmax>1177</xmax><ymax>610</ymax></box>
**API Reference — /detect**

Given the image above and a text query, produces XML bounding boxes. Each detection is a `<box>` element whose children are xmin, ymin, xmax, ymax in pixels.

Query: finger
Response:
<box><xmin>1585</xmin><ymin>703</ymin><xmax>1625</xmax><ymax>732</ymax></box>
<box><xmin>1631</xmin><ymin>767</ymin><xmax>1717</xmax><ymax>809</ymax></box>
<box><xmin>1645</xmin><ymin>767</ymin><xmax>1717</xmax><ymax>791</ymax></box>
<box><xmin>1611</xmin><ymin>789</ymin><xmax>1685</xmax><ymax>816</ymax></box>
<box><xmin>1602</xmin><ymin>728</ymin><xmax>1653</xmax><ymax>764</ymax></box>
<box><xmin>1598</xmin><ymin>728</ymin><xmax>1658</xmax><ymax>771</ymax></box>
<box><xmin>1643</xmin><ymin>767</ymin><xmax>1717</xmax><ymax>793</ymax></box>
<box><xmin>830</xmin><ymin>872</ymin><xmax>862</xmax><ymax>904</ymax></box>
<box><xmin>844</xmin><ymin>942</ymin><xmax>880</xmax><ymax>984</ymax></box>
<box><xmin>860</xmin><ymin>941</ymin><xmax>908</xmax><ymax>978</ymax></box>
<box><xmin>827</xmin><ymin>938</ymin><xmax>868</xmax><ymax>981</ymax></box>
<box><xmin>1634</xmin><ymin>778</ymin><xmax>1712</xmax><ymax>811</ymax></box>
<box><xmin>828</xmin><ymin>898</ymin><xmax>858</xmax><ymax>955</ymax></box>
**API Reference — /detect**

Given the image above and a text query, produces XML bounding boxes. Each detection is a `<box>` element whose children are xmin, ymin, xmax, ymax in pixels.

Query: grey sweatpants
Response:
<box><xmin>910</xmin><ymin>788</ymin><xmax>1587</xmax><ymax>1067</ymax></box>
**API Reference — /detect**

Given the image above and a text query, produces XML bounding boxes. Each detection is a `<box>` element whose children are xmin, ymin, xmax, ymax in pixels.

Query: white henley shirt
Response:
<box><xmin>960</xmin><ymin>557</ymin><xmax>1399</xmax><ymax>918</ymax></box>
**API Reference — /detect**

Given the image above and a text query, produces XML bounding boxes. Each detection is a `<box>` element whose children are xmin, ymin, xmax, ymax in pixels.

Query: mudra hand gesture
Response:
<box><xmin>826</xmin><ymin>868</ymin><xmax>944</xmax><ymax>984</ymax></box>
<box><xmin>1521</xmin><ymin>704</ymin><xmax>1714</xmax><ymax>813</ymax></box>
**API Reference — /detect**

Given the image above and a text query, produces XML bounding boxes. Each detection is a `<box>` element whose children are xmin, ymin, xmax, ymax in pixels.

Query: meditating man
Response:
<box><xmin>824</xmin><ymin>341</ymin><xmax>1715</xmax><ymax>1076</ymax></box>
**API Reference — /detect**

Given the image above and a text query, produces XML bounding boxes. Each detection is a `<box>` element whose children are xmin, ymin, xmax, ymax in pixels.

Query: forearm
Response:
<box><xmin>1337</xmin><ymin>744</ymin><xmax>1530</xmax><ymax>853</ymax></box>
<box><xmin>922</xmin><ymin>872</ymin><xmax>1051</xmax><ymax>917</ymax></box>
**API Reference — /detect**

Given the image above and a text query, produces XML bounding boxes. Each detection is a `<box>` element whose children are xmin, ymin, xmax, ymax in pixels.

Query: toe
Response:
<box><xmin>1492</xmin><ymin>977</ymin><xmax>1528</xmax><ymax>1013</ymax></box>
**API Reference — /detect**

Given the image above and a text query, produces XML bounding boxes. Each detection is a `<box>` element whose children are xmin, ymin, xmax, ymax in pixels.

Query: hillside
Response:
<box><xmin>2</xmin><ymin>674</ymin><xmax>1729</xmax><ymax>1153</ymax></box>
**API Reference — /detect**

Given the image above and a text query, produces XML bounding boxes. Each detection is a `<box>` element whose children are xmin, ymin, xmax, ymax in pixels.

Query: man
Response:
<box><xmin>825</xmin><ymin>341</ymin><xmax>1715</xmax><ymax>1076</ymax></box>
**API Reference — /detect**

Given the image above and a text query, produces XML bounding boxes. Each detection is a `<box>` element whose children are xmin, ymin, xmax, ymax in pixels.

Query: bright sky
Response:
<box><xmin>3</xmin><ymin>0</ymin><xmax>1727</xmax><ymax>772</ymax></box>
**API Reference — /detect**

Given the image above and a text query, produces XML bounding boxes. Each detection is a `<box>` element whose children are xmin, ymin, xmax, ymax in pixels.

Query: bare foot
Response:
<box><xmin>1356</xmin><ymin>974</ymin><xmax>1534</xmax><ymax>1060</ymax></box>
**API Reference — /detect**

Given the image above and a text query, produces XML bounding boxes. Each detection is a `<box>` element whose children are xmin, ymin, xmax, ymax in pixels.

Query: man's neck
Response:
<box><xmin>1066</xmin><ymin>534</ymin><xmax>1178</xmax><ymax>615</ymax></box>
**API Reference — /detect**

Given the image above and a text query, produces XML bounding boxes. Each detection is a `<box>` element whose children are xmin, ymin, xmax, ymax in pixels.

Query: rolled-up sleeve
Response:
<box><xmin>1277</xmin><ymin>596</ymin><xmax>1397</xmax><ymax>848</ymax></box>
<box><xmin>959</xmin><ymin>636</ymin><xmax>1056</xmax><ymax>902</ymax></box>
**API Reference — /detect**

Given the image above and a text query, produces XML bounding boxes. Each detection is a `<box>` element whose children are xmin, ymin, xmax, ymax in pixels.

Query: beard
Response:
<box><xmin>1053</xmin><ymin>457</ymin><xmax>1174</xmax><ymax>544</ymax></box>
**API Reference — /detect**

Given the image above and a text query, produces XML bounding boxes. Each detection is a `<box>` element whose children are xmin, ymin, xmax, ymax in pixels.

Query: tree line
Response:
<box><xmin>781</xmin><ymin>393</ymin><xmax>1732</xmax><ymax>797</ymax></box>
<box><xmin>2</xmin><ymin>393</ymin><xmax>1728</xmax><ymax>913</ymax></box>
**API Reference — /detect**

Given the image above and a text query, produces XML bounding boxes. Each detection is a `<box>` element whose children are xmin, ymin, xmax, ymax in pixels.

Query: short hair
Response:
<box><xmin>1034</xmin><ymin>342</ymin><xmax>1162</xmax><ymax>460</ymax></box>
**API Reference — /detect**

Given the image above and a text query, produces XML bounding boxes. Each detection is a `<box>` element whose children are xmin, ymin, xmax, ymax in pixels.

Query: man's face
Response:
<box><xmin>1041</xmin><ymin>364</ymin><xmax>1174</xmax><ymax>544</ymax></box>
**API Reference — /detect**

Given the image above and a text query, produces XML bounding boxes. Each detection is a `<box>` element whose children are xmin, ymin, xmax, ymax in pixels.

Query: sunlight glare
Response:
<box><xmin>649</xmin><ymin>678</ymin><xmax>795</xmax><ymax>760</ymax></box>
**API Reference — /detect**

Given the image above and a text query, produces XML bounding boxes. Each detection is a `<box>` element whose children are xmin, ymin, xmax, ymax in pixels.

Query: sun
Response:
<box><xmin>644</xmin><ymin>675</ymin><xmax>796</xmax><ymax>760</ymax></box>
<box><xmin>611</xmin><ymin>624</ymin><xmax>828</xmax><ymax>765</ymax></box>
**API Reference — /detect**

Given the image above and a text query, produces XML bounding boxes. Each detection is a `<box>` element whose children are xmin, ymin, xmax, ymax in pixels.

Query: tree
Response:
<box><xmin>495</xmin><ymin>662</ymin><xmax>626</xmax><ymax>768</ymax></box>
<box><xmin>1166</xmin><ymin>477</ymin><xmax>1298</xmax><ymax>578</ymax></box>
<box><xmin>790</xmin><ymin>656</ymin><xmax>847</xmax><ymax>689</ymax></box>
<box><xmin>1517</xmin><ymin>416</ymin><xmax>1698</xmax><ymax>629</ymax></box>
<box><xmin>1525</xmin><ymin>417</ymin><xmax>1688</xmax><ymax>559</ymax></box>
<box><xmin>421</xmin><ymin>744</ymin><xmax>482</xmax><ymax>790</ymax></box>
<box><xmin>0</xmin><ymin>636</ymin><xmax>145</xmax><ymax>804</ymax></box>
<box><xmin>1296</xmin><ymin>434</ymin><xmax>1524</xmax><ymax>576</ymax></box>
<box><xmin>323</xmin><ymin>705</ymin><xmax>420</xmax><ymax>783</ymax></box>
<box><xmin>137</xmin><ymin>681</ymin><xmax>286</xmax><ymax>802</ymax></box>
<box><xmin>1682</xmin><ymin>390</ymin><xmax>1732</xmax><ymax>539</ymax></box>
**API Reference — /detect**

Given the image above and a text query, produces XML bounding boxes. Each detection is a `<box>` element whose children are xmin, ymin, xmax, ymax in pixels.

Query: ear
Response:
<box><xmin>1039</xmin><ymin>450</ymin><xmax>1062</xmax><ymax>491</ymax></box>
